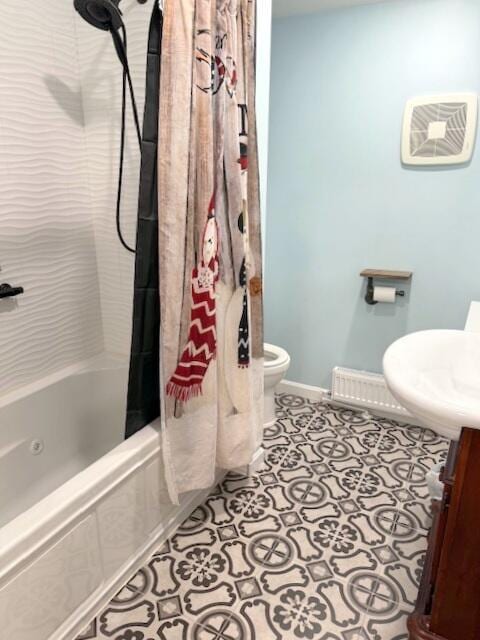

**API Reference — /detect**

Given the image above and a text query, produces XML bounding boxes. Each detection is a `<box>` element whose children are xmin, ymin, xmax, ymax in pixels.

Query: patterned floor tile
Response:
<box><xmin>77</xmin><ymin>393</ymin><xmax>448</xmax><ymax>640</ymax></box>
<box><xmin>363</xmin><ymin>604</ymin><xmax>412</xmax><ymax>640</ymax></box>
<box><xmin>231</xmin><ymin>578</ymin><xmax>371</xmax><ymax>639</ymax></box>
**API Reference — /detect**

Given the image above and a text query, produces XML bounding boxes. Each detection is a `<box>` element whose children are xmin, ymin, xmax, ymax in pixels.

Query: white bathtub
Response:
<box><xmin>0</xmin><ymin>356</ymin><xmax>215</xmax><ymax>640</ymax></box>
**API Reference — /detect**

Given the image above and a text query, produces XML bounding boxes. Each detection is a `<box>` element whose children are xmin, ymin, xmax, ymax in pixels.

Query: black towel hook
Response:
<box><xmin>0</xmin><ymin>283</ymin><xmax>24</xmax><ymax>299</ymax></box>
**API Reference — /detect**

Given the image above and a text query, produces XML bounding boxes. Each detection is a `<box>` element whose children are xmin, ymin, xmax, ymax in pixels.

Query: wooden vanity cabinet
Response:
<box><xmin>408</xmin><ymin>428</ymin><xmax>480</xmax><ymax>640</ymax></box>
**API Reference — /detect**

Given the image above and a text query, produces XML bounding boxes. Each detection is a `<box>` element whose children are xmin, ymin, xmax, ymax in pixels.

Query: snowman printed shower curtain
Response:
<box><xmin>158</xmin><ymin>0</ymin><xmax>263</xmax><ymax>501</ymax></box>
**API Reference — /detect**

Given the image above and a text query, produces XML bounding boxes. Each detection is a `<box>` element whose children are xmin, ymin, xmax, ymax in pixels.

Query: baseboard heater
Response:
<box><xmin>331</xmin><ymin>366</ymin><xmax>411</xmax><ymax>418</ymax></box>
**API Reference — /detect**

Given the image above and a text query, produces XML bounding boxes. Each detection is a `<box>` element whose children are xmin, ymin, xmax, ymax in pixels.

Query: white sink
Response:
<box><xmin>383</xmin><ymin>330</ymin><xmax>480</xmax><ymax>440</ymax></box>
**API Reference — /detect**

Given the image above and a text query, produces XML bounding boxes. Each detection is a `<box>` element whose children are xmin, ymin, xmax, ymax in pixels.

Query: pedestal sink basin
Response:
<box><xmin>383</xmin><ymin>329</ymin><xmax>480</xmax><ymax>440</ymax></box>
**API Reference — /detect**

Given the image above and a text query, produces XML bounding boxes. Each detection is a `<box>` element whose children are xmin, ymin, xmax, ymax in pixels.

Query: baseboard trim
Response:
<box><xmin>277</xmin><ymin>379</ymin><xmax>329</xmax><ymax>402</ymax></box>
<box><xmin>278</xmin><ymin>379</ymin><xmax>425</xmax><ymax>426</ymax></box>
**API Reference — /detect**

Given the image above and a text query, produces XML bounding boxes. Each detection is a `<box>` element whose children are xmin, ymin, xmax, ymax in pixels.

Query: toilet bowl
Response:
<box><xmin>264</xmin><ymin>343</ymin><xmax>291</xmax><ymax>426</ymax></box>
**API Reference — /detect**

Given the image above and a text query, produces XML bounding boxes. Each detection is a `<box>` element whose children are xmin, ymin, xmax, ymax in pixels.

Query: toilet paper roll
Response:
<box><xmin>373</xmin><ymin>286</ymin><xmax>396</xmax><ymax>303</ymax></box>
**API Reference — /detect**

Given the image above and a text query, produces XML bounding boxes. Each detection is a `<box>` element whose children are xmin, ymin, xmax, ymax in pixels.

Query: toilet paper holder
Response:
<box><xmin>360</xmin><ymin>269</ymin><xmax>412</xmax><ymax>306</ymax></box>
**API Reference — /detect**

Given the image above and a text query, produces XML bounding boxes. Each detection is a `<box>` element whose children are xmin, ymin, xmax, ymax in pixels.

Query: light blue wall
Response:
<box><xmin>265</xmin><ymin>0</ymin><xmax>480</xmax><ymax>388</ymax></box>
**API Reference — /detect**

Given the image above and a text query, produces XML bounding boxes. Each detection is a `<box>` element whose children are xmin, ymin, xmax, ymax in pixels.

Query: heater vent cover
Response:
<box><xmin>401</xmin><ymin>94</ymin><xmax>478</xmax><ymax>165</ymax></box>
<box><xmin>331</xmin><ymin>367</ymin><xmax>410</xmax><ymax>417</ymax></box>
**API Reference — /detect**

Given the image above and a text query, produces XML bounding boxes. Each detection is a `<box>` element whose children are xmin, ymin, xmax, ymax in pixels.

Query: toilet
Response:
<box><xmin>264</xmin><ymin>343</ymin><xmax>291</xmax><ymax>426</ymax></box>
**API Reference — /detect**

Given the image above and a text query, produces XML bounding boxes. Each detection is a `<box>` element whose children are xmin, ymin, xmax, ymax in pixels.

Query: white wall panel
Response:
<box><xmin>0</xmin><ymin>0</ymin><xmax>104</xmax><ymax>395</ymax></box>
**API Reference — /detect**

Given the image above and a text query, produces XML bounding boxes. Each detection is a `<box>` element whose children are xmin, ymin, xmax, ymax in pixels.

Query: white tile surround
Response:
<box><xmin>0</xmin><ymin>0</ymin><xmax>149</xmax><ymax>396</ymax></box>
<box><xmin>0</xmin><ymin>0</ymin><xmax>103</xmax><ymax>394</ymax></box>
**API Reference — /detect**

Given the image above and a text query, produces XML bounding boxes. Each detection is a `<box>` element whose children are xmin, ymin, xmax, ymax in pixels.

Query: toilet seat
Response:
<box><xmin>263</xmin><ymin>343</ymin><xmax>291</xmax><ymax>427</ymax></box>
<box><xmin>264</xmin><ymin>343</ymin><xmax>290</xmax><ymax>370</ymax></box>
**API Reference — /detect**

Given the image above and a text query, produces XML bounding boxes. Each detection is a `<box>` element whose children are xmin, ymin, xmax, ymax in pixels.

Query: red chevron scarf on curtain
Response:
<box><xmin>166</xmin><ymin>198</ymin><xmax>219</xmax><ymax>401</ymax></box>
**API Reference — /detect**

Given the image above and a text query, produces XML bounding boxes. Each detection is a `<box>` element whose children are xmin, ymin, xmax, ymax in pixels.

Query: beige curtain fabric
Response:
<box><xmin>158</xmin><ymin>0</ymin><xmax>263</xmax><ymax>502</ymax></box>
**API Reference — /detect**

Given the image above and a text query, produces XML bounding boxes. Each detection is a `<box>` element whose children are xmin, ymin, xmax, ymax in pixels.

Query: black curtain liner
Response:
<box><xmin>125</xmin><ymin>2</ymin><xmax>163</xmax><ymax>439</ymax></box>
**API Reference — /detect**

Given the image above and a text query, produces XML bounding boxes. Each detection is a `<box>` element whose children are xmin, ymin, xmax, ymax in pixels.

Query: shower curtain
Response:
<box><xmin>127</xmin><ymin>0</ymin><xmax>263</xmax><ymax>503</ymax></box>
<box><xmin>126</xmin><ymin>2</ymin><xmax>162</xmax><ymax>437</ymax></box>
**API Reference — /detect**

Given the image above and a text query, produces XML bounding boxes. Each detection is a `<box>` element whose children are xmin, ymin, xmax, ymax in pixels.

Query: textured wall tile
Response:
<box><xmin>0</xmin><ymin>0</ymin><xmax>104</xmax><ymax>394</ymax></box>
<box><xmin>0</xmin><ymin>0</ymin><xmax>153</xmax><ymax>394</ymax></box>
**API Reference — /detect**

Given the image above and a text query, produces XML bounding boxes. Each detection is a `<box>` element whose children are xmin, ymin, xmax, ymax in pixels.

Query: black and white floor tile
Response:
<box><xmin>77</xmin><ymin>394</ymin><xmax>448</xmax><ymax>640</ymax></box>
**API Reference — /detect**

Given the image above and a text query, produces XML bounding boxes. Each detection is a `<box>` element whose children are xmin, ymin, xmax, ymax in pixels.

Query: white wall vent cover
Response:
<box><xmin>331</xmin><ymin>367</ymin><xmax>411</xmax><ymax>418</ymax></box>
<box><xmin>401</xmin><ymin>94</ymin><xmax>478</xmax><ymax>165</ymax></box>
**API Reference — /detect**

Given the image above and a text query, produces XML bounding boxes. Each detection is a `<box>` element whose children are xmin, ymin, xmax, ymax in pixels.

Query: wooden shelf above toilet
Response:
<box><xmin>360</xmin><ymin>269</ymin><xmax>413</xmax><ymax>280</ymax></box>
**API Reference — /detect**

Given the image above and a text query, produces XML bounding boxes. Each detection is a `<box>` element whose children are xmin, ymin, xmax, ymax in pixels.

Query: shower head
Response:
<box><xmin>72</xmin><ymin>0</ymin><xmax>146</xmax><ymax>254</ymax></box>
<box><xmin>73</xmin><ymin>0</ymin><xmax>124</xmax><ymax>31</ymax></box>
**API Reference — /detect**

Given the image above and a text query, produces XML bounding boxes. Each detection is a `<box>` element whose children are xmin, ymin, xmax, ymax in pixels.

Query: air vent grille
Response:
<box><xmin>402</xmin><ymin>94</ymin><xmax>477</xmax><ymax>166</ymax></box>
<box><xmin>410</xmin><ymin>102</ymin><xmax>467</xmax><ymax>158</ymax></box>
